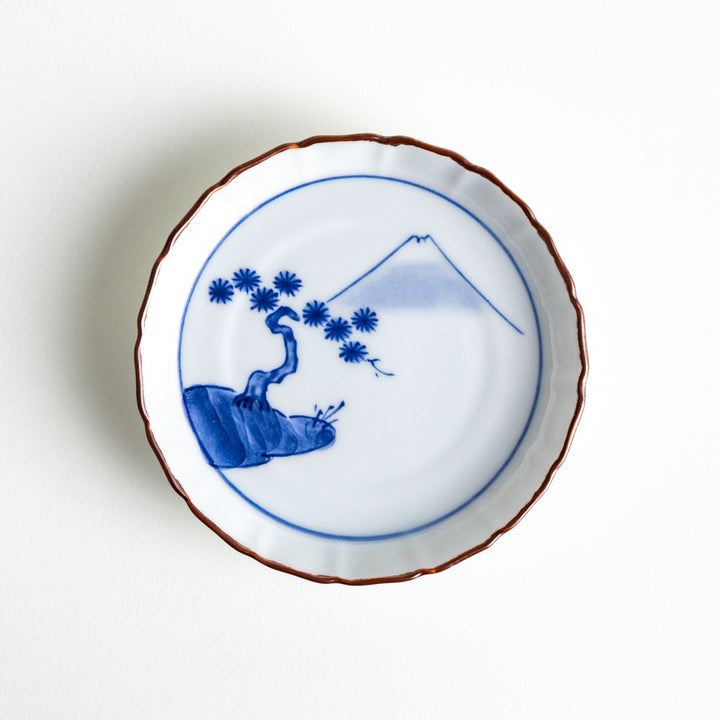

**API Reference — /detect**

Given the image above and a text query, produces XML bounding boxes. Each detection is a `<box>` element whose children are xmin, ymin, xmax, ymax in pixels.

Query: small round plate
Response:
<box><xmin>136</xmin><ymin>134</ymin><xmax>587</xmax><ymax>583</ymax></box>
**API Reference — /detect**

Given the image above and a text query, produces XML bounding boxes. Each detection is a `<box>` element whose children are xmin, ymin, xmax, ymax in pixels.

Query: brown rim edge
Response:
<box><xmin>134</xmin><ymin>133</ymin><xmax>588</xmax><ymax>585</ymax></box>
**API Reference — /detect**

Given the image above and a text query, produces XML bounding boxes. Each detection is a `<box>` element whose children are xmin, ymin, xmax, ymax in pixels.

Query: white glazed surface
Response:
<box><xmin>138</xmin><ymin>138</ymin><xmax>584</xmax><ymax>581</ymax></box>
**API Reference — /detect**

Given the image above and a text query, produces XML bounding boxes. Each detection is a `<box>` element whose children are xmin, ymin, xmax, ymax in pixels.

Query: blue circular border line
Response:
<box><xmin>178</xmin><ymin>174</ymin><xmax>543</xmax><ymax>542</ymax></box>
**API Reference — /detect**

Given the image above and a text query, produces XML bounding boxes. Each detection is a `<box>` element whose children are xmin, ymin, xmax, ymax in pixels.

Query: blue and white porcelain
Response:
<box><xmin>136</xmin><ymin>135</ymin><xmax>587</xmax><ymax>583</ymax></box>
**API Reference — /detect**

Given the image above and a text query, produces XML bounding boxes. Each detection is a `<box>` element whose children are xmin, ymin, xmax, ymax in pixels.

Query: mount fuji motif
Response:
<box><xmin>327</xmin><ymin>234</ymin><xmax>523</xmax><ymax>334</ymax></box>
<box><xmin>183</xmin><ymin>233</ymin><xmax>524</xmax><ymax>472</ymax></box>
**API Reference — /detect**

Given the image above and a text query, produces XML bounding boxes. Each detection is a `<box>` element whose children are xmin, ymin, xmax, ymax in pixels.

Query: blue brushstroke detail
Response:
<box><xmin>183</xmin><ymin>306</ymin><xmax>340</xmax><ymax>468</ymax></box>
<box><xmin>337</xmin><ymin>262</ymin><xmax>482</xmax><ymax>309</ymax></box>
<box><xmin>250</xmin><ymin>286</ymin><xmax>279</xmax><ymax>312</ymax></box>
<box><xmin>302</xmin><ymin>300</ymin><xmax>330</xmax><ymax>326</ymax></box>
<box><xmin>324</xmin><ymin>317</ymin><xmax>352</xmax><ymax>342</ymax></box>
<box><xmin>326</xmin><ymin>236</ymin><xmax>417</xmax><ymax>303</ymax></box>
<box><xmin>426</xmin><ymin>236</ymin><xmax>523</xmax><ymax>334</ymax></box>
<box><xmin>339</xmin><ymin>341</ymin><xmax>368</xmax><ymax>363</ymax></box>
<box><xmin>208</xmin><ymin>279</ymin><xmax>234</xmax><ymax>304</ymax></box>
<box><xmin>232</xmin><ymin>268</ymin><xmax>261</xmax><ymax>293</ymax></box>
<box><xmin>179</xmin><ymin>174</ymin><xmax>542</xmax><ymax>541</ymax></box>
<box><xmin>273</xmin><ymin>271</ymin><xmax>302</xmax><ymax>296</ymax></box>
<box><xmin>368</xmin><ymin>358</ymin><xmax>394</xmax><ymax>377</ymax></box>
<box><xmin>351</xmin><ymin>307</ymin><xmax>378</xmax><ymax>333</ymax></box>
<box><xmin>327</xmin><ymin>233</ymin><xmax>524</xmax><ymax>334</ymax></box>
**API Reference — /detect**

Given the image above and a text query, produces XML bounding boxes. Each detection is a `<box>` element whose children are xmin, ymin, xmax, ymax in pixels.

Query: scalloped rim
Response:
<box><xmin>135</xmin><ymin>133</ymin><xmax>588</xmax><ymax>585</ymax></box>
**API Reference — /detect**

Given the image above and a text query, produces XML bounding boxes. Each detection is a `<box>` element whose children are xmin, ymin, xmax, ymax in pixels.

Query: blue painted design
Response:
<box><xmin>339</xmin><ymin>341</ymin><xmax>368</xmax><ymax>363</ymax></box>
<box><xmin>250</xmin><ymin>286</ymin><xmax>279</xmax><ymax>312</ymax></box>
<box><xmin>232</xmin><ymin>268</ymin><xmax>261</xmax><ymax>293</ymax></box>
<box><xmin>351</xmin><ymin>307</ymin><xmax>378</xmax><ymax>333</ymax></box>
<box><xmin>179</xmin><ymin>174</ymin><xmax>543</xmax><ymax>542</ymax></box>
<box><xmin>338</xmin><ymin>262</ymin><xmax>484</xmax><ymax>310</ymax></box>
<box><xmin>302</xmin><ymin>300</ymin><xmax>330</xmax><ymax>327</ymax></box>
<box><xmin>208</xmin><ymin>279</ymin><xmax>234</xmax><ymax>304</ymax></box>
<box><xmin>367</xmin><ymin>358</ymin><xmax>394</xmax><ymax>377</ymax></box>
<box><xmin>273</xmin><ymin>271</ymin><xmax>302</xmax><ymax>296</ymax></box>
<box><xmin>183</xmin><ymin>307</ymin><xmax>340</xmax><ymax>468</ymax></box>
<box><xmin>328</xmin><ymin>234</ymin><xmax>524</xmax><ymax>334</ymax></box>
<box><xmin>323</xmin><ymin>317</ymin><xmax>352</xmax><ymax>342</ymax></box>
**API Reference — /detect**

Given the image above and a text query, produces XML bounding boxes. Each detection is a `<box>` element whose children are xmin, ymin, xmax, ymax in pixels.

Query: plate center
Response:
<box><xmin>179</xmin><ymin>176</ymin><xmax>540</xmax><ymax>539</ymax></box>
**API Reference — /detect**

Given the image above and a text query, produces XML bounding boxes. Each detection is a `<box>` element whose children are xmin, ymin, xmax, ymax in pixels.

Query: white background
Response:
<box><xmin>1</xmin><ymin>1</ymin><xmax>718</xmax><ymax>717</ymax></box>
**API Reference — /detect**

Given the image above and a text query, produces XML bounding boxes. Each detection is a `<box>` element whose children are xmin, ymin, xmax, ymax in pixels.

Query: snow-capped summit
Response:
<box><xmin>327</xmin><ymin>234</ymin><xmax>522</xmax><ymax>333</ymax></box>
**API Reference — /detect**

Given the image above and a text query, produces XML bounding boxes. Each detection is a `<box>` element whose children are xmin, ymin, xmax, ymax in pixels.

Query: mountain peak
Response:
<box><xmin>326</xmin><ymin>234</ymin><xmax>523</xmax><ymax>334</ymax></box>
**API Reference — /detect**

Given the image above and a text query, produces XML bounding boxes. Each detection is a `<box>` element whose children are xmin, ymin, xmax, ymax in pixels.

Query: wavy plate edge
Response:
<box><xmin>134</xmin><ymin>133</ymin><xmax>589</xmax><ymax>585</ymax></box>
